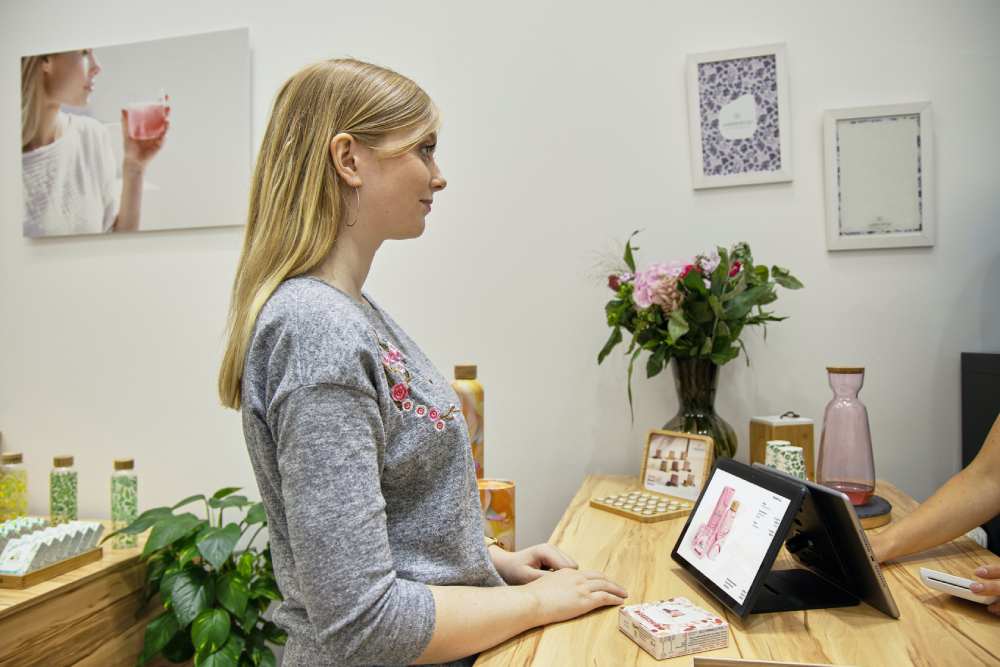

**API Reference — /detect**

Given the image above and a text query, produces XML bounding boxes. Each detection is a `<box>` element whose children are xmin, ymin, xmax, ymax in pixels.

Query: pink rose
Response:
<box><xmin>428</xmin><ymin>408</ymin><xmax>440</xmax><ymax>421</ymax></box>
<box><xmin>391</xmin><ymin>383</ymin><xmax>409</xmax><ymax>402</ymax></box>
<box><xmin>434</xmin><ymin>420</ymin><xmax>446</xmax><ymax>431</ymax></box>
<box><xmin>608</xmin><ymin>274</ymin><xmax>621</xmax><ymax>291</ymax></box>
<box><xmin>415</xmin><ymin>405</ymin><xmax>427</xmax><ymax>417</ymax></box>
<box><xmin>401</xmin><ymin>399</ymin><xmax>414</xmax><ymax>412</ymax></box>
<box><xmin>382</xmin><ymin>348</ymin><xmax>403</xmax><ymax>365</ymax></box>
<box><xmin>729</xmin><ymin>261</ymin><xmax>742</xmax><ymax>277</ymax></box>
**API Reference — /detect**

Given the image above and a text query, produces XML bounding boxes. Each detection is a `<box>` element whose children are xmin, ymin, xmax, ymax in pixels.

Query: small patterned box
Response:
<box><xmin>619</xmin><ymin>596</ymin><xmax>729</xmax><ymax>660</ymax></box>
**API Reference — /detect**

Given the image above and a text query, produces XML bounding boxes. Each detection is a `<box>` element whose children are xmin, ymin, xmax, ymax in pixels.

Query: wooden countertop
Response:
<box><xmin>475</xmin><ymin>477</ymin><xmax>1000</xmax><ymax>667</ymax></box>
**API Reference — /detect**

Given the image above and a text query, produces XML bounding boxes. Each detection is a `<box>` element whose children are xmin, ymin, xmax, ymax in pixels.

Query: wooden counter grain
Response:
<box><xmin>475</xmin><ymin>477</ymin><xmax>1000</xmax><ymax>667</ymax></box>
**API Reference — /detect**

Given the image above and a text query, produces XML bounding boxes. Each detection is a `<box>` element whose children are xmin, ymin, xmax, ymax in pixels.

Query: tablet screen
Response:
<box><xmin>674</xmin><ymin>466</ymin><xmax>794</xmax><ymax>605</ymax></box>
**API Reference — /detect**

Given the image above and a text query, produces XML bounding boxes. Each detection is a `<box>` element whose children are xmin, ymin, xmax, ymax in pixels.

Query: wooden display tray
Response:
<box><xmin>0</xmin><ymin>547</ymin><xmax>103</xmax><ymax>590</ymax></box>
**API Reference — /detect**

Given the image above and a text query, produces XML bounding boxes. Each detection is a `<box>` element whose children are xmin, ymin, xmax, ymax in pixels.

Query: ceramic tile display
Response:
<box><xmin>20</xmin><ymin>27</ymin><xmax>250</xmax><ymax>238</ymax></box>
<box><xmin>686</xmin><ymin>43</ymin><xmax>792</xmax><ymax>189</ymax></box>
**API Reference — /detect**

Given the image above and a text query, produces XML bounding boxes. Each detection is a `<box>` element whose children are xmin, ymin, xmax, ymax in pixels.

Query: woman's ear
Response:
<box><xmin>329</xmin><ymin>133</ymin><xmax>363</xmax><ymax>188</ymax></box>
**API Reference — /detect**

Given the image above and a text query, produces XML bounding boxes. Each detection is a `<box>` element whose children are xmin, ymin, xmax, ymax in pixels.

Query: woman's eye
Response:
<box><xmin>421</xmin><ymin>144</ymin><xmax>436</xmax><ymax>157</ymax></box>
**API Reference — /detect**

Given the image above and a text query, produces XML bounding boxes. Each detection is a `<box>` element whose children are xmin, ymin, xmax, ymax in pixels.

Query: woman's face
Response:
<box><xmin>360</xmin><ymin>129</ymin><xmax>447</xmax><ymax>240</ymax></box>
<box><xmin>44</xmin><ymin>49</ymin><xmax>100</xmax><ymax>108</ymax></box>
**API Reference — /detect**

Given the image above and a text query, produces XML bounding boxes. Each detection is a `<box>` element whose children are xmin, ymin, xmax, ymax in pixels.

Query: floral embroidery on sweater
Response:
<box><xmin>374</xmin><ymin>332</ymin><xmax>461</xmax><ymax>432</ymax></box>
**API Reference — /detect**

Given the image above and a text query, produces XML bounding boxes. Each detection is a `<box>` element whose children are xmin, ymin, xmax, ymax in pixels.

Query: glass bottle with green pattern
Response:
<box><xmin>0</xmin><ymin>452</ymin><xmax>28</xmax><ymax>522</ymax></box>
<box><xmin>50</xmin><ymin>455</ymin><xmax>78</xmax><ymax>524</ymax></box>
<box><xmin>110</xmin><ymin>459</ymin><xmax>138</xmax><ymax>549</ymax></box>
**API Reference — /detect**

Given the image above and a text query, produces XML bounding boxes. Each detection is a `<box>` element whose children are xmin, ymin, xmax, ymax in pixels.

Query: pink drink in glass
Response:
<box><xmin>817</xmin><ymin>367</ymin><xmax>876</xmax><ymax>505</ymax></box>
<box><xmin>126</xmin><ymin>101</ymin><xmax>167</xmax><ymax>140</ymax></box>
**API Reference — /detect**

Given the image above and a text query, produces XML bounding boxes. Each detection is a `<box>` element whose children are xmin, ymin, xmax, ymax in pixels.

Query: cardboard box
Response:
<box><xmin>619</xmin><ymin>596</ymin><xmax>729</xmax><ymax>660</ymax></box>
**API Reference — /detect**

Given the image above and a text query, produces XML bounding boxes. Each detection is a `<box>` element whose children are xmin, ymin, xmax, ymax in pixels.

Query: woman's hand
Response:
<box><xmin>490</xmin><ymin>543</ymin><xmax>578</xmax><ymax>585</ymax></box>
<box><xmin>121</xmin><ymin>98</ymin><xmax>171</xmax><ymax>171</ymax></box>
<box><xmin>522</xmin><ymin>568</ymin><xmax>627</xmax><ymax>625</ymax></box>
<box><xmin>971</xmin><ymin>565</ymin><xmax>1000</xmax><ymax>616</ymax></box>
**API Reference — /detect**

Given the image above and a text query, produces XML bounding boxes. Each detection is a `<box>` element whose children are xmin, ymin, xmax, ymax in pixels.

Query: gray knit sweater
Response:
<box><xmin>241</xmin><ymin>276</ymin><xmax>504</xmax><ymax>666</ymax></box>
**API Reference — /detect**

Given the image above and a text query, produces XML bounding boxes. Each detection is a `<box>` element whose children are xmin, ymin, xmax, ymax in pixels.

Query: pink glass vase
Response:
<box><xmin>817</xmin><ymin>367</ymin><xmax>875</xmax><ymax>505</ymax></box>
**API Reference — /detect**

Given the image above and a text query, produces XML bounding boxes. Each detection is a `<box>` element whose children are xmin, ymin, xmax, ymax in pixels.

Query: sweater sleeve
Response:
<box><xmin>273</xmin><ymin>382</ymin><xmax>436</xmax><ymax>666</ymax></box>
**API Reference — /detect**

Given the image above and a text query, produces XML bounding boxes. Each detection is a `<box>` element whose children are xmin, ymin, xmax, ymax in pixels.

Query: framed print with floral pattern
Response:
<box><xmin>686</xmin><ymin>43</ymin><xmax>792</xmax><ymax>189</ymax></box>
<box><xmin>823</xmin><ymin>102</ymin><xmax>934</xmax><ymax>251</ymax></box>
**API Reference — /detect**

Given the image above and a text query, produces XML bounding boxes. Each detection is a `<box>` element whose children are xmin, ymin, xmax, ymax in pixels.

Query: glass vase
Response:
<box><xmin>663</xmin><ymin>358</ymin><xmax>737</xmax><ymax>459</ymax></box>
<box><xmin>817</xmin><ymin>367</ymin><xmax>876</xmax><ymax>505</ymax></box>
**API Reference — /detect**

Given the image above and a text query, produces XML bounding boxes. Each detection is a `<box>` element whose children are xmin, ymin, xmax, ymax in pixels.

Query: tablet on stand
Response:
<box><xmin>671</xmin><ymin>459</ymin><xmax>898</xmax><ymax>619</ymax></box>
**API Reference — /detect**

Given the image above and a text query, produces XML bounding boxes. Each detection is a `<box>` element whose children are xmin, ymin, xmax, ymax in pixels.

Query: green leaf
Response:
<box><xmin>623</xmin><ymin>230</ymin><xmax>640</xmax><ymax>272</ymax></box>
<box><xmin>217</xmin><ymin>573</ymin><xmax>250</xmax><ymax>618</ymax></box>
<box><xmin>681</xmin><ymin>269</ymin><xmax>708</xmax><ymax>295</ymax></box>
<box><xmin>138</xmin><ymin>611</ymin><xmax>178</xmax><ymax>665</ymax></box>
<box><xmin>645</xmin><ymin>348</ymin><xmax>665</xmax><ymax>378</ymax></box>
<box><xmin>597</xmin><ymin>327</ymin><xmax>623</xmax><ymax>365</ymax></box>
<box><xmin>244</xmin><ymin>502</ymin><xmax>268</xmax><ymax>527</ymax></box>
<box><xmin>172</xmin><ymin>494</ymin><xmax>207</xmax><ymax>511</ymax></box>
<box><xmin>197</xmin><ymin>524</ymin><xmax>242</xmax><ymax>571</ymax></box>
<box><xmin>252</xmin><ymin>646</ymin><xmax>277</xmax><ymax>667</ymax></box>
<box><xmin>170</xmin><ymin>568</ymin><xmax>214</xmax><ymax>627</ymax></box>
<box><xmin>237</xmin><ymin>552</ymin><xmax>255</xmax><ymax>579</ymax></box>
<box><xmin>208</xmin><ymin>495</ymin><xmax>251</xmax><ymax>510</ymax></box>
<box><xmin>212</xmin><ymin>487</ymin><xmax>243</xmax><ymax>500</ymax></box>
<box><xmin>699</xmin><ymin>338</ymin><xmax>712</xmax><ymax>356</ymax></box>
<box><xmin>162</xmin><ymin>629</ymin><xmax>195</xmax><ymax>662</ymax></box>
<box><xmin>626</xmin><ymin>347</ymin><xmax>642</xmax><ymax>422</ymax></box>
<box><xmin>102</xmin><ymin>506</ymin><xmax>173</xmax><ymax>544</ymax></box>
<box><xmin>143</xmin><ymin>513</ymin><xmax>204</xmax><ymax>557</ymax></box>
<box><xmin>250</xmin><ymin>579</ymin><xmax>282</xmax><ymax>602</ymax></box>
<box><xmin>192</xmin><ymin>609</ymin><xmax>231</xmax><ymax>654</ymax></box>
<box><xmin>667</xmin><ymin>310</ymin><xmax>689</xmax><ymax>342</ymax></box>
<box><xmin>771</xmin><ymin>265</ymin><xmax>804</xmax><ymax>289</ymax></box>
<box><xmin>710</xmin><ymin>346</ymin><xmax>741</xmax><ymax>366</ymax></box>
<box><xmin>177</xmin><ymin>543</ymin><xmax>200</xmax><ymax>568</ymax></box>
<box><xmin>196</xmin><ymin>648</ymin><xmax>239</xmax><ymax>667</ymax></box>
<box><xmin>240</xmin><ymin>603</ymin><xmax>260</xmax><ymax>633</ymax></box>
<box><xmin>707</xmin><ymin>295</ymin><xmax>724</xmax><ymax>319</ymax></box>
<box><xmin>261</xmin><ymin>621</ymin><xmax>287</xmax><ymax>644</ymax></box>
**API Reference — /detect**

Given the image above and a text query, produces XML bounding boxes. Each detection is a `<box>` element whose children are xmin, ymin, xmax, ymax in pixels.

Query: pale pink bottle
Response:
<box><xmin>691</xmin><ymin>486</ymin><xmax>735</xmax><ymax>556</ymax></box>
<box><xmin>817</xmin><ymin>367</ymin><xmax>876</xmax><ymax>506</ymax></box>
<box><xmin>707</xmin><ymin>500</ymin><xmax>740</xmax><ymax>560</ymax></box>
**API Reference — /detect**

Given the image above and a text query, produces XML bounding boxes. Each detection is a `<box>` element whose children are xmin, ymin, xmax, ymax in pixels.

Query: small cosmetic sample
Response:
<box><xmin>691</xmin><ymin>486</ymin><xmax>736</xmax><ymax>557</ymax></box>
<box><xmin>619</xmin><ymin>596</ymin><xmax>729</xmax><ymax>660</ymax></box>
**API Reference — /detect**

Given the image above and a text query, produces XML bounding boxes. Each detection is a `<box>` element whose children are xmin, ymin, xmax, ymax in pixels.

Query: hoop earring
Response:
<box><xmin>346</xmin><ymin>187</ymin><xmax>360</xmax><ymax>227</ymax></box>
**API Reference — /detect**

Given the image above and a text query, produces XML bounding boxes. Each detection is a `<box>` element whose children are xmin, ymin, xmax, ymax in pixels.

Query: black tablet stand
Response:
<box><xmin>750</xmin><ymin>487</ymin><xmax>860</xmax><ymax>614</ymax></box>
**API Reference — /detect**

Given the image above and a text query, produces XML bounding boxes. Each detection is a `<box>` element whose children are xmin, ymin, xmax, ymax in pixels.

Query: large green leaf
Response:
<box><xmin>197</xmin><ymin>524</ymin><xmax>242</xmax><ymax>570</ymax></box>
<box><xmin>250</xmin><ymin>579</ymin><xmax>282</xmax><ymax>602</ymax></box>
<box><xmin>244</xmin><ymin>502</ymin><xmax>268</xmax><ymax>527</ymax></box>
<box><xmin>217</xmin><ymin>573</ymin><xmax>250</xmax><ymax>618</ymax></box>
<box><xmin>102</xmin><ymin>506</ymin><xmax>173</xmax><ymax>543</ymax></box>
<box><xmin>667</xmin><ymin>310</ymin><xmax>689</xmax><ymax>342</ymax></box>
<box><xmin>139</xmin><ymin>611</ymin><xmax>178</xmax><ymax>665</ymax></box>
<box><xmin>707</xmin><ymin>295</ymin><xmax>724</xmax><ymax>319</ymax></box>
<box><xmin>143</xmin><ymin>513</ymin><xmax>204</xmax><ymax>557</ymax></box>
<box><xmin>597</xmin><ymin>327</ymin><xmax>623</xmax><ymax>364</ymax></box>
<box><xmin>192</xmin><ymin>608</ymin><xmax>231</xmax><ymax>654</ymax></box>
<box><xmin>681</xmin><ymin>268</ymin><xmax>708</xmax><ymax>295</ymax></box>
<box><xmin>170</xmin><ymin>568</ymin><xmax>215</xmax><ymax>627</ymax></box>
<box><xmin>240</xmin><ymin>603</ymin><xmax>260</xmax><ymax>633</ymax></box>
<box><xmin>172</xmin><ymin>494</ymin><xmax>207</xmax><ymax>511</ymax></box>
<box><xmin>162</xmin><ymin>629</ymin><xmax>195</xmax><ymax>662</ymax></box>
<box><xmin>252</xmin><ymin>646</ymin><xmax>277</xmax><ymax>667</ymax></box>
<box><xmin>237</xmin><ymin>552</ymin><xmax>255</xmax><ymax>579</ymax></box>
<box><xmin>261</xmin><ymin>621</ymin><xmax>287</xmax><ymax>644</ymax></box>
<box><xmin>212</xmin><ymin>487</ymin><xmax>243</xmax><ymax>500</ymax></box>
<box><xmin>209</xmin><ymin>495</ymin><xmax>251</xmax><ymax>510</ymax></box>
<box><xmin>645</xmin><ymin>348</ymin><xmax>665</xmax><ymax>378</ymax></box>
<box><xmin>772</xmin><ymin>265</ymin><xmax>804</xmax><ymax>289</ymax></box>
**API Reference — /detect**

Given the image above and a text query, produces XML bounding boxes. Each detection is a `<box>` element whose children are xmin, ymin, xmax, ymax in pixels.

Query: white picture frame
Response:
<box><xmin>686</xmin><ymin>43</ymin><xmax>792</xmax><ymax>189</ymax></box>
<box><xmin>823</xmin><ymin>102</ymin><xmax>934</xmax><ymax>251</ymax></box>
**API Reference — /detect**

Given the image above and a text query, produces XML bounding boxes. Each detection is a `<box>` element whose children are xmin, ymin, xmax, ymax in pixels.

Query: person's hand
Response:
<box><xmin>522</xmin><ymin>568</ymin><xmax>627</xmax><ymax>625</ymax></box>
<box><xmin>971</xmin><ymin>565</ymin><xmax>1000</xmax><ymax>616</ymax></box>
<box><xmin>491</xmin><ymin>543</ymin><xmax>578</xmax><ymax>585</ymax></box>
<box><xmin>121</xmin><ymin>96</ymin><xmax>171</xmax><ymax>170</ymax></box>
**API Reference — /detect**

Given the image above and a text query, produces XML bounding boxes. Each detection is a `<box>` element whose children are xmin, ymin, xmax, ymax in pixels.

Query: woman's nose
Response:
<box><xmin>431</xmin><ymin>169</ymin><xmax>447</xmax><ymax>192</ymax></box>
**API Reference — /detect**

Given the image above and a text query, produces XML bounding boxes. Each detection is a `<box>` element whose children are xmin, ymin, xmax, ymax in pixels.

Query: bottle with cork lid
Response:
<box><xmin>452</xmin><ymin>365</ymin><xmax>484</xmax><ymax>478</ymax></box>
<box><xmin>50</xmin><ymin>455</ymin><xmax>78</xmax><ymax>524</ymax></box>
<box><xmin>0</xmin><ymin>452</ymin><xmax>28</xmax><ymax>521</ymax></box>
<box><xmin>111</xmin><ymin>458</ymin><xmax>138</xmax><ymax>549</ymax></box>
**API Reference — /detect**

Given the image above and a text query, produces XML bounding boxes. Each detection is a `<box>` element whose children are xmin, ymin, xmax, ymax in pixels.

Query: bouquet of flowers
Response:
<box><xmin>598</xmin><ymin>232</ymin><xmax>803</xmax><ymax>411</ymax></box>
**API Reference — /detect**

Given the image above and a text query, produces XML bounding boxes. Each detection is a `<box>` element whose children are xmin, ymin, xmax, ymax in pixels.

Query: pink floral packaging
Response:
<box><xmin>618</xmin><ymin>596</ymin><xmax>728</xmax><ymax>660</ymax></box>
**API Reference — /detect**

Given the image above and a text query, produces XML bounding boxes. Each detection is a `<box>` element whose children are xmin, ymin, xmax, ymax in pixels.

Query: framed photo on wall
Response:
<box><xmin>686</xmin><ymin>43</ymin><xmax>792</xmax><ymax>189</ymax></box>
<box><xmin>824</xmin><ymin>102</ymin><xmax>934</xmax><ymax>251</ymax></box>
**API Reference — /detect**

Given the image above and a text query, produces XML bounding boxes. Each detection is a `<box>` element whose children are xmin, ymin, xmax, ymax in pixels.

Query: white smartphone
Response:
<box><xmin>919</xmin><ymin>567</ymin><xmax>998</xmax><ymax>605</ymax></box>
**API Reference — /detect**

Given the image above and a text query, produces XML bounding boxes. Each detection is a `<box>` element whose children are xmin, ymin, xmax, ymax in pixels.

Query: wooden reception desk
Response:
<box><xmin>475</xmin><ymin>477</ymin><xmax>1000</xmax><ymax>666</ymax></box>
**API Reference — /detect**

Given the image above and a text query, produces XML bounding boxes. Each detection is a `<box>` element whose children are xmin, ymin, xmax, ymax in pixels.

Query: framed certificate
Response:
<box><xmin>824</xmin><ymin>102</ymin><xmax>934</xmax><ymax>250</ymax></box>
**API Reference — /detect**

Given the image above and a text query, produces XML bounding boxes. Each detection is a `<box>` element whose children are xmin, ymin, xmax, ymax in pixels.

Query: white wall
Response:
<box><xmin>2</xmin><ymin>0</ymin><xmax>998</xmax><ymax>552</ymax></box>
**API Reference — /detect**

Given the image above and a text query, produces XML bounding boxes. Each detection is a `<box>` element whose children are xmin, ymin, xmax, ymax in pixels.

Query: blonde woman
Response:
<box><xmin>218</xmin><ymin>59</ymin><xmax>627</xmax><ymax>666</ymax></box>
<box><xmin>21</xmin><ymin>48</ymin><xmax>170</xmax><ymax>237</ymax></box>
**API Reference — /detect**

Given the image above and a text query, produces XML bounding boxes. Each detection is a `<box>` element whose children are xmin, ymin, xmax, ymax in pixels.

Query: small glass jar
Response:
<box><xmin>817</xmin><ymin>367</ymin><xmax>876</xmax><ymax>505</ymax></box>
<box><xmin>0</xmin><ymin>453</ymin><xmax>28</xmax><ymax>521</ymax></box>
<box><xmin>111</xmin><ymin>459</ymin><xmax>138</xmax><ymax>549</ymax></box>
<box><xmin>50</xmin><ymin>456</ymin><xmax>79</xmax><ymax>524</ymax></box>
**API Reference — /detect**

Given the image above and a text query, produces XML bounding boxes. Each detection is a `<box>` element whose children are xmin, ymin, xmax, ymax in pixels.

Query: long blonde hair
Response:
<box><xmin>218</xmin><ymin>58</ymin><xmax>440</xmax><ymax>409</ymax></box>
<box><xmin>21</xmin><ymin>55</ymin><xmax>49</xmax><ymax>150</ymax></box>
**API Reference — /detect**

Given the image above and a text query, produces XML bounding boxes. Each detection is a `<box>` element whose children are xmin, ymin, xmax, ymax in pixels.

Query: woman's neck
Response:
<box><xmin>24</xmin><ymin>104</ymin><xmax>62</xmax><ymax>152</ymax></box>
<box><xmin>309</xmin><ymin>230</ymin><xmax>381</xmax><ymax>304</ymax></box>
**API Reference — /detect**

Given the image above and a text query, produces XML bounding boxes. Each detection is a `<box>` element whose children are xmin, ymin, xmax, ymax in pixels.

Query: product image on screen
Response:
<box><xmin>676</xmin><ymin>468</ymin><xmax>791</xmax><ymax>605</ymax></box>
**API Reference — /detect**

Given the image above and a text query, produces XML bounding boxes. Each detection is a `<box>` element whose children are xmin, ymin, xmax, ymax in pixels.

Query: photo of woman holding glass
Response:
<box><xmin>20</xmin><ymin>48</ymin><xmax>170</xmax><ymax>237</ymax></box>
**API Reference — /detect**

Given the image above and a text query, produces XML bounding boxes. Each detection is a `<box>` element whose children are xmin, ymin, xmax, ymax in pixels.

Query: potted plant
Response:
<box><xmin>598</xmin><ymin>232</ymin><xmax>803</xmax><ymax>458</ymax></box>
<box><xmin>103</xmin><ymin>487</ymin><xmax>286</xmax><ymax>667</ymax></box>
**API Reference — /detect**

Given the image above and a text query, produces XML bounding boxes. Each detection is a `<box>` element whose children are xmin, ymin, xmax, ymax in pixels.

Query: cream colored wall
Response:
<box><xmin>1</xmin><ymin>0</ymin><xmax>998</xmax><ymax>551</ymax></box>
